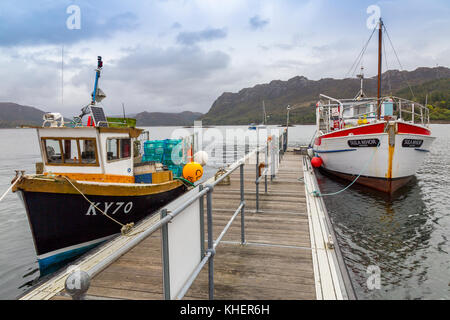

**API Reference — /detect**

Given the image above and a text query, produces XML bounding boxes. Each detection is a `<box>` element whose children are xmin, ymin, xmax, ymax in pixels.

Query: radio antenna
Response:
<box><xmin>122</xmin><ymin>102</ymin><xmax>126</xmax><ymax>120</ymax></box>
<box><xmin>61</xmin><ymin>45</ymin><xmax>64</xmax><ymax>106</ymax></box>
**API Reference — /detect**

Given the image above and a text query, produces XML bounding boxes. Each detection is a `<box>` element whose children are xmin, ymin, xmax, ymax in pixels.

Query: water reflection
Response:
<box><xmin>316</xmin><ymin>168</ymin><xmax>440</xmax><ymax>299</ymax></box>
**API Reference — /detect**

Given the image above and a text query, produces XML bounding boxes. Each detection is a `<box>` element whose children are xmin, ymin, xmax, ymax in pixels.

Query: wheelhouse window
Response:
<box><xmin>44</xmin><ymin>139</ymin><xmax>63</xmax><ymax>164</ymax></box>
<box><xmin>63</xmin><ymin>139</ymin><xmax>79</xmax><ymax>164</ymax></box>
<box><xmin>107</xmin><ymin>138</ymin><xmax>131</xmax><ymax>161</ymax></box>
<box><xmin>42</xmin><ymin>138</ymin><xmax>98</xmax><ymax>166</ymax></box>
<box><xmin>79</xmin><ymin>139</ymin><xmax>97</xmax><ymax>164</ymax></box>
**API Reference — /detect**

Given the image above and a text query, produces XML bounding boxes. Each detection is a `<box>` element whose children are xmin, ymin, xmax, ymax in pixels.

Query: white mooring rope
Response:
<box><xmin>0</xmin><ymin>178</ymin><xmax>21</xmax><ymax>203</ymax></box>
<box><xmin>62</xmin><ymin>176</ymin><xmax>137</xmax><ymax>236</ymax></box>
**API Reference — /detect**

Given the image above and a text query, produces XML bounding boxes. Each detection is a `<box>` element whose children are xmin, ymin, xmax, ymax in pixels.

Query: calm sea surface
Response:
<box><xmin>0</xmin><ymin>125</ymin><xmax>448</xmax><ymax>299</ymax></box>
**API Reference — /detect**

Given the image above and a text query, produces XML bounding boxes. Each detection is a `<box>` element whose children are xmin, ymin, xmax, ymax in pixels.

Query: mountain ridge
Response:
<box><xmin>201</xmin><ymin>66</ymin><xmax>450</xmax><ymax>124</ymax></box>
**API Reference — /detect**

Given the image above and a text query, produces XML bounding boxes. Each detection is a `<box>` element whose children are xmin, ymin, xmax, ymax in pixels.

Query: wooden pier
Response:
<box><xmin>20</xmin><ymin>150</ymin><xmax>354</xmax><ymax>300</ymax></box>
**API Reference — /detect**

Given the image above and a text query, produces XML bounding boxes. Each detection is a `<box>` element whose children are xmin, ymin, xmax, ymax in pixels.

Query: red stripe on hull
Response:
<box><xmin>321</xmin><ymin>123</ymin><xmax>385</xmax><ymax>139</ymax></box>
<box><xmin>397</xmin><ymin>122</ymin><xmax>431</xmax><ymax>136</ymax></box>
<box><xmin>320</xmin><ymin>167</ymin><xmax>413</xmax><ymax>194</ymax></box>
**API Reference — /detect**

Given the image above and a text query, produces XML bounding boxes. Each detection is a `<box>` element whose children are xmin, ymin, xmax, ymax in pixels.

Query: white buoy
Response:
<box><xmin>194</xmin><ymin>151</ymin><xmax>208</xmax><ymax>166</ymax></box>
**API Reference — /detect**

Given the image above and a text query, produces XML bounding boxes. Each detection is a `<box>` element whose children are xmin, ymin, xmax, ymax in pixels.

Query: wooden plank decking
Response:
<box><xmin>22</xmin><ymin>151</ymin><xmax>350</xmax><ymax>300</ymax></box>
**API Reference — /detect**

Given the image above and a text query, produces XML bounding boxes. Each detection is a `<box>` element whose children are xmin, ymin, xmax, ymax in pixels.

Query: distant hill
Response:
<box><xmin>0</xmin><ymin>103</ymin><xmax>204</xmax><ymax>128</ymax></box>
<box><xmin>0</xmin><ymin>102</ymin><xmax>47</xmax><ymax>128</ymax></box>
<box><xmin>201</xmin><ymin>67</ymin><xmax>450</xmax><ymax>124</ymax></box>
<box><xmin>135</xmin><ymin>111</ymin><xmax>203</xmax><ymax>126</ymax></box>
<box><xmin>396</xmin><ymin>78</ymin><xmax>450</xmax><ymax>121</ymax></box>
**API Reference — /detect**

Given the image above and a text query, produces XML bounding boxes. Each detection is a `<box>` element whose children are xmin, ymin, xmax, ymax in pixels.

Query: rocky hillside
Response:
<box><xmin>0</xmin><ymin>102</ymin><xmax>47</xmax><ymax>128</ymax></box>
<box><xmin>201</xmin><ymin>67</ymin><xmax>450</xmax><ymax>125</ymax></box>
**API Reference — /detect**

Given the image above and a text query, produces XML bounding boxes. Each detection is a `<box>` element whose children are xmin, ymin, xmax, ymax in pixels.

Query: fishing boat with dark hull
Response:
<box><xmin>11</xmin><ymin>57</ymin><xmax>191</xmax><ymax>272</ymax></box>
<box><xmin>310</xmin><ymin>19</ymin><xmax>435</xmax><ymax>194</ymax></box>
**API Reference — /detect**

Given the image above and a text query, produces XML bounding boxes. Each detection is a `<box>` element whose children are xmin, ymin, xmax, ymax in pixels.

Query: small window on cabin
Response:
<box><xmin>107</xmin><ymin>139</ymin><xmax>119</xmax><ymax>161</ymax></box>
<box><xmin>106</xmin><ymin>138</ymin><xmax>131</xmax><ymax>161</ymax></box>
<box><xmin>121</xmin><ymin>139</ymin><xmax>131</xmax><ymax>158</ymax></box>
<box><xmin>44</xmin><ymin>139</ymin><xmax>63</xmax><ymax>164</ymax></box>
<box><xmin>80</xmin><ymin>139</ymin><xmax>97</xmax><ymax>164</ymax></box>
<box><xmin>63</xmin><ymin>139</ymin><xmax>79</xmax><ymax>164</ymax></box>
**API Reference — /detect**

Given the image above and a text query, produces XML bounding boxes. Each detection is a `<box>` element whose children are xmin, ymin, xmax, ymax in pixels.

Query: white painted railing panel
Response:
<box><xmin>165</xmin><ymin>188</ymin><xmax>201</xmax><ymax>300</ymax></box>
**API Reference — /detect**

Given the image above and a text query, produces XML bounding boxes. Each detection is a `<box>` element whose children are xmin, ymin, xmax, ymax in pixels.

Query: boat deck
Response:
<box><xmin>20</xmin><ymin>151</ymin><xmax>354</xmax><ymax>300</ymax></box>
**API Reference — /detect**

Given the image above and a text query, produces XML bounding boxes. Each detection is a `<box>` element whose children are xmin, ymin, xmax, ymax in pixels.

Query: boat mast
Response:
<box><xmin>92</xmin><ymin>56</ymin><xmax>103</xmax><ymax>105</ymax></box>
<box><xmin>355</xmin><ymin>66</ymin><xmax>365</xmax><ymax>100</ymax></box>
<box><xmin>377</xmin><ymin>18</ymin><xmax>383</xmax><ymax>120</ymax></box>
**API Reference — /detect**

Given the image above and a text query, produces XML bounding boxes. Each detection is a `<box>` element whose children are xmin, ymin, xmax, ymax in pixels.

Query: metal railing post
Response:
<box><xmin>234</xmin><ymin>137</ymin><xmax>238</xmax><ymax>162</ymax></box>
<box><xmin>240</xmin><ymin>163</ymin><xmax>245</xmax><ymax>245</ymax></box>
<box><xmin>199</xmin><ymin>184</ymin><xmax>205</xmax><ymax>258</ymax></box>
<box><xmin>161</xmin><ymin>208</ymin><xmax>170</xmax><ymax>300</ymax></box>
<box><xmin>271</xmin><ymin>136</ymin><xmax>275</xmax><ymax>181</ymax></box>
<box><xmin>264</xmin><ymin>139</ymin><xmax>268</xmax><ymax>194</ymax></box>
<box><xmin>256</xmin><ymin>132</ymin><xmax>260</xmax><ymax>212</ymax></box>
<box><xmin>205</xmin><ymin>185</ymin><xmax>215</xmax><ymax>300</ymax></box>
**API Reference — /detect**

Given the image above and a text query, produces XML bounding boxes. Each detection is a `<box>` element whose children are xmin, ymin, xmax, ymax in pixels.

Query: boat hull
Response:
<box><xmin>15</xmin><ymin>179</ymin><xmax>186</xmax><ymax>272</ymax></box>
<box><xmin>313</xmin><ymin>122</ymin><xmax>435</xmax><ymax>193</ymax></box>
<box><xmin>319</xmin><ymin>167</ymin><xmax>414</xmax><ymax>193</ymax></box>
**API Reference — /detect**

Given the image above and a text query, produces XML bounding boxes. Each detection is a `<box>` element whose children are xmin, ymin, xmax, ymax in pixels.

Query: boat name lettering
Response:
<box><xmin>347</xmin><ymin>138</ymin><xmax>380</xmax><ymax>147</ymax></box>
<box><xmin>402</xmin><ymin>139</ymin><xmax>423</xmax><ymax>148</ymax></box>
<box><xmin>86</xmin><ymin>202</ymin><xmax>134</xmax><ymax>215</ymax></box>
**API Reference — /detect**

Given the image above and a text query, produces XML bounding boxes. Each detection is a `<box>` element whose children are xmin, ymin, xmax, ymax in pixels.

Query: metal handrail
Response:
<box><xmin>213</xmin><ymin>202</ymin><xmax>245</xmax><ymax>250</ymax></box>
<box><xmin>85</xmin><ymin>186</ymin><xmax>210</xmax><ymax>280</ymax></box>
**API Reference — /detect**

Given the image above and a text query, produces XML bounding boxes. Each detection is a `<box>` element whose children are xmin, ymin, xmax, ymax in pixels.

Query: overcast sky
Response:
<box><xmin>0</xmin><ymin>0</ymin><xmax>449</xmax><ymax>117</ymax></box>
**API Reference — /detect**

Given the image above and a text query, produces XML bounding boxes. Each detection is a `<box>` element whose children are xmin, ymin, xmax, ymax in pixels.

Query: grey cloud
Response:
<box><xmin>176</xmin><ymin>28</ymin><xmax>227</xmax><ymax>46</ymax></box>
<box><xmin>249</xmin><ymin>15</ymin><xmax>269</xmax><ymax>30</ymax></box>
<box><xmin>68</xmin><ymin>45</ymin><xmax>231</xmax><ymax>114</ymax></box>
<box><xmin>171</xmin><ymin>22</ymin><xmax>182</xmax><ymax>29</ymax></box>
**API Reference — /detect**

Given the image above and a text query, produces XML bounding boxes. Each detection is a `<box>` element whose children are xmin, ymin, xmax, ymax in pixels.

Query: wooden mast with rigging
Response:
<box><xmin>377</xmin><ymin>18</ymin><xmax>383</xmax><ymax>120</ymax></box>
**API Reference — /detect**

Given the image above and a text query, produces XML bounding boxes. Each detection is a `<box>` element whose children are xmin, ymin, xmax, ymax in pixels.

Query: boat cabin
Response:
<box><xmin>36</xmin><ymin>126</ymin><xmax>171</xmax><ymax>184</ymax></box>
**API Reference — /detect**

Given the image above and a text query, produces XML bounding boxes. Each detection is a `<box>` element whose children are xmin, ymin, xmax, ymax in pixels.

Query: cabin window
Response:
<box><xmin>106</xmin><ymin>138</ymin><xmax>131</xmax><ymax>161</ymax></box>
<box><xmin>121</xmin><ymin>139</ymin><xmax>131</xmax><ymax>158</ymax></box>
<box><xmin>79</xmin><ymin>139</ymin><xmax>97</xmax><ymax>164</ymax></box>
<box><xmin>41</xmin><ymin>138</ymin><xmax>98</xmax><ymax>166</ymax></box>
<box><xmin>63</xmin><ymin>139</ymin><xmax>79</xmax><ymax>164</ymax></box>
<box><xmin>44</xmin><ymin>139</ymin><xmax>63</xmax><ymax>164</ymax></box>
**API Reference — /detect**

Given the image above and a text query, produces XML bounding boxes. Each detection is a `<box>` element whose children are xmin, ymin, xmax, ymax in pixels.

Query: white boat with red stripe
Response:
<box><xmin>312</xmin><ymin>95</ymin><xmax>435</xmax><ymax>193</ymax></box>
<box><xmin>310</xmin><ymin>19</ymin><xmax>435</xmax><ymax>193</ymax></box>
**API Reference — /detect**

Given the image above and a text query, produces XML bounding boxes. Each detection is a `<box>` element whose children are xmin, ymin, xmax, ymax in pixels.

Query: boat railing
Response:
<box><xmin>390</xmin><ymin>96</ymin><xmax>430</xmax><ymax>127</ymax></box>
<box><xmin>63</xmin><ymin>130</ymin><xmax>286</xmax><ymax>300</ymax></box>
<box><xmin>317</xmin><ymin>95</ymin><xmax>431</xmax><ymax>132</ymax></box>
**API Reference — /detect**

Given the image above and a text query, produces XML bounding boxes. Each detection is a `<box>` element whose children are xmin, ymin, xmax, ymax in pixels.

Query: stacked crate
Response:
<box><xmin>142</xmin><ymin>139</ymin><xmax>184</xmax><ymax>178</ymax></box>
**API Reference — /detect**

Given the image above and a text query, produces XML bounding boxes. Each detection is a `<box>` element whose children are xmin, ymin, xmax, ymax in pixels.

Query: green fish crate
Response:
<box><xmin>168</xmin><ymin>165</ymin><xmax>183</xmax><ymax>178</ymax></box>
<box><xmin>142</xmin><ymin>154</ymin><xmax>163</xmax><ymax>162</ymax></box>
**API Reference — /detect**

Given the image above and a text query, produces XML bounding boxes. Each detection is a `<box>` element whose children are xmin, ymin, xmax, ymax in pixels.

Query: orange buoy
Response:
<box><xmin>311</xmin><ymin>157</ymin><xmax>323</xmax><ymax>168</ymax></box>
<box><xmin>182</xmin><ymin>162</ymin><xmax>204</xmax><ymax>183</ymax></box>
